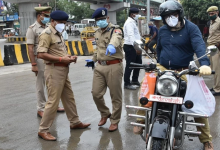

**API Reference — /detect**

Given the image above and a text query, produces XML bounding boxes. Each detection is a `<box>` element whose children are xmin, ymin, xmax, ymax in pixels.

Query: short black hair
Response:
<box><xmin>36</xmin><ymin>12</ymin><xmax>41</xmax><ymax>18</ymax></box>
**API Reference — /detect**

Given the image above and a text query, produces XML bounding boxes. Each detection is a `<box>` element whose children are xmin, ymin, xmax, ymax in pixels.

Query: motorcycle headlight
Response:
<box><xmin>156</xmin><ymin>75</ymin><xmax>178</xmax><ymax>96</ymax></box>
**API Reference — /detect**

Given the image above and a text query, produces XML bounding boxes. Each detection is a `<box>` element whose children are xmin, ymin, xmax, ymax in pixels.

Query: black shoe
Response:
<box><xmin>131</xmin><ymin>81</ymin><xmax>141</xmax><ymax>87</ymax></box>
<box><xmin>211</xmin><ymin>90</ymin><xmax>220</xmax><ymax>96</ymax></box>
<box><xmin>209</xmin><ymin>88</ymin><xmax>214</xmax><ymax>92</ymax></box>
<box><xmin>124</xmin><ymin>85</ymin><xmax>137</xmax><ymax>90</ymax></box>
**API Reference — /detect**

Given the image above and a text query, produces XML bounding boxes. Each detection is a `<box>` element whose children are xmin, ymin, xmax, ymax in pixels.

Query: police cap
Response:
<box><xmin>50</xmin><ymin>10</ymin><xmax>69</xmax><ymax>21</ymax></box>
<box><xmin>92</xmin><ymin>8</ymin><xmax>107</xmax><ymax>19</ymax></box>
<box><xmin>129</xmin><ymin>8</ymin><xmax>139</xmax><ymax>14</ymax></box>
<box><xmin>207</xmin><ymin>6</ymin><xmax>218</xmax><ymax>12</ymax></box>
<box><xmin>34</xmin><ymin>7</ymin><xmax>52</xmax><ymax>15</ymax></box>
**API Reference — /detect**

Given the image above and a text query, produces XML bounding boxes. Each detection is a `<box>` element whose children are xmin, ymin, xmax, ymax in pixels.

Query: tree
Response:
<box><xmin>116</xmin><ymin>9</ymin><xmax>128</xmax><ymax>27</ymax></box>
<box><xmin>2</xmin><ymin>2</ymin><xmax>18</xmax><ymax>15</ymax></box>
<box><xmin>43</xmin><ymin>0</ymin><xmax>94</xmax><ymax>22</ymax></box>
<box><xmin>181</xmin><ymin>0</ymin><xmax>220</xmax><ymax>21</ymax></box>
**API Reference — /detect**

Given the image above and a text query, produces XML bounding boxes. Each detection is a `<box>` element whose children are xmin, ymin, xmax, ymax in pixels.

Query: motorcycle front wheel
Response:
<box><xmin>151</xmin><ymin>138</ymin><xmax>167</xmax><ymax>150</ymax></box>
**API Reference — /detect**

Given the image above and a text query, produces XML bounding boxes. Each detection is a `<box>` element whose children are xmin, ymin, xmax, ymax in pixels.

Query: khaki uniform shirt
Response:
<box><xmin>207</xmin><ymin>17</ymin><xmax>220</xmax><ymax>45</ymax></box>
<box><xmin>37</xmin><ymin>25</ymin><xmax>68</xmax><ymax>63</ymax></box>
<box><xmin>93</xmin><ymin>23</ymin><xmax>123</xmax><ymax>62</ymax></box>
<box><xmin>26</xmin><ymin>21</ymin><xmax>46</xmax><ymax>55</ymax></box>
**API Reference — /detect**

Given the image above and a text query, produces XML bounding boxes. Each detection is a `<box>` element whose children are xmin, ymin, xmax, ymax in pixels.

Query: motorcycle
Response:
<box><xmin>126</xmin><ymin>40</ymin><xmax>217</xmax><ymax>150</ymax></box>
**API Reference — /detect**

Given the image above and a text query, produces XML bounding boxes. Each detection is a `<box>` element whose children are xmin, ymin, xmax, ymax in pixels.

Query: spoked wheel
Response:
<box><xmin>151</xmin><ymin>138</ymin><xmax>167</xmax><ymax>150</ymax></box>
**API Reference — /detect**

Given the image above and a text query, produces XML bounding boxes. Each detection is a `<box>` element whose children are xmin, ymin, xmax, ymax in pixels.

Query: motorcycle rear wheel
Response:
<box><xmin>151</xmin><ymin>138</ymin><xmax>167</xmax><ymax>150</ymax></box>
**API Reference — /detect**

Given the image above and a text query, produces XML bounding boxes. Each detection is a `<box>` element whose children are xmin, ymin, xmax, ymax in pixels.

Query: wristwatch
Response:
<box><xmin>32</xmin><ymin>63</ymin><xmax>37</xmax><ymax>66</ymax></box>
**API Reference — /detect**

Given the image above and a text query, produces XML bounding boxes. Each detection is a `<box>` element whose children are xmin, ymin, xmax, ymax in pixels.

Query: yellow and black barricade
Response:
<box><xmin>3</xmin><ymin>40</ymin><xmax>94</xmax><ymax>66</ymax></box>
<box><xmin>0</xmin><ymin>48</ymin><xmax>4</xmax><ymax>66</ymax></box>
<box><xmin>65</xmin><ymin>41</ymin><xmax>93</xmax><ymax>56</ymax></box>
<box><xmin>4</xmin><ymin>44</ymin><xmax>29</xmax><ymax>66</ymax></box>
<box><xmin>7</xmin><ymin>37</ymin><xmax>26</xmax><ymax>42</ymax></box>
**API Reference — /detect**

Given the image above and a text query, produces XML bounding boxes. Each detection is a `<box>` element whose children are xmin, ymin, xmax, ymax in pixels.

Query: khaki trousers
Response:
<box><xmin>36</xmin><ymin>58</ymin><xmax>46</xmax><ymax>111</ymax></box>
<box><xmin>210</xmin><ymin>52</ymin><xmax>220</xmax><ymax>93</ymax></box>
<box><xmin>39</xmin><ymin>65</ymin><xmax>81</xmax><ymax>133</ymax></box>
<box><xmin>137</xmin><ymin>64</ymin><xmax>212</xmax><ymax>142</ymax></box>
<box><xmin>92</xmin><ymin>63</ymin><xmax>123</xmax><ymax>124</ymax></box>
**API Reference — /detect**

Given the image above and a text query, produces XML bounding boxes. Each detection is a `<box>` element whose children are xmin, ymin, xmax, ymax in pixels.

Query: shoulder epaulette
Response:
<box><xmin>29</xmin><ymin>23</ymin><xmax>36</xmax><ymax>28</ymax></box>
<box><xmin>45</xmin><ymin>28</ymin><xmax>51</xmax><ymax>35</ymax></box>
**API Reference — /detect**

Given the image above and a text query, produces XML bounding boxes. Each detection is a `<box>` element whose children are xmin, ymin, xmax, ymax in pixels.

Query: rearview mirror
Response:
<box><xmin>133</xmin><ymin>40</ymin><xmax>143</xmax><ymax>53</ymax></box>
<box><xmin>207</xmin><ymin>45</ymin><xmax>218</xmax><ymax>56</ymax></box>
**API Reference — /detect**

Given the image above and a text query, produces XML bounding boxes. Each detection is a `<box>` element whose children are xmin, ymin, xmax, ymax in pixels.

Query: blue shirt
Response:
<box><xmin>149</xmin><ymin>26</ymin><xmax>158</xmax><ymax>40</ymax></box>
<box><xmin>156</xmin><ymin>19</ymin><xmax>210</xmax><ymax>69</ymax></box>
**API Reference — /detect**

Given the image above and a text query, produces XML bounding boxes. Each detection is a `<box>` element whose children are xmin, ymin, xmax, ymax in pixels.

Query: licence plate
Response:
<box><xmin>149</xmin><ymin>95</ymin><xmax>183</xmax><ymax>104</ymax></box>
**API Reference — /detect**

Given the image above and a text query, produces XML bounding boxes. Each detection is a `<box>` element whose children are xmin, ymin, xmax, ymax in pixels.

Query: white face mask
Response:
<box><xmin>166</xmin><ymin>15</ymin><xmax>179</xmax><ymax>27</ymax></box>
<box><xmin>55</xmin><ymin>22</ymin><xmax>65</xmax><ymax>33</ymax></box>
<box><xmin>134</xmin><ymin>14</ymin><xmax>141</xmax><ymax>20</ymax></box>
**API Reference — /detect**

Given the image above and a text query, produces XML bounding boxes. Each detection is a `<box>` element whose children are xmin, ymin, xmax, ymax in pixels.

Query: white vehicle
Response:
<box><xmin>81</xmin><ymin>19</ymin><xmax>95</xmax><ymax>26</ymax></box>
<box><xmin>74</xmin><ymin>23</ymin><xmax>86</xmax><ymax>33</ymax></box>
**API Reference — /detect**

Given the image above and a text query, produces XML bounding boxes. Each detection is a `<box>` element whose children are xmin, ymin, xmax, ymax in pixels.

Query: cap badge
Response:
<box><xmin>102</xmin><ymin>10</ymin><xmax>105</xmax><ymax>15</ymax></box>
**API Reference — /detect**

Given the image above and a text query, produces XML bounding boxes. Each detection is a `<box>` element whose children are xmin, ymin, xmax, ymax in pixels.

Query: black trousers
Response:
<box><xmin>123</xmin><ymin>44</ymin><xmax>142</xmax><ymax>85</ymax></box>
<box><xmin>145</xmin><ymin>39</ymin><xmax>157</xmax><ymax>53</ymax></box>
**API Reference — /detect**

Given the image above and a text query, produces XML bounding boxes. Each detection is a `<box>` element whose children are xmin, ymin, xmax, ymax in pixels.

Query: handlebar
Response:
<box><xmin>129</xmin><ymin>62</ymin><xmax>157</xmax><ymax>71</ymax></box>
<box><xmin>130</xmin><ymin>62</ymin><xmax>215</xmax><ymax>77</ymax></box>
<box><xmin>130</xmin><ymin>62</ymin><xmax>144</xmax><ymax>67</ymax></box>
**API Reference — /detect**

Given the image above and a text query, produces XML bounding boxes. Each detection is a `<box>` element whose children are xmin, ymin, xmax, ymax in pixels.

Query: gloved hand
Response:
<box><xmin>105</xmin><ymin>44</ymin><xmax>116</xmax><ymax>56</ymax></box>
<box><xmin>199</xmin><ymin>65</ymin><xmax>211</xmax><ymax>75</ymax></box>
<box><xmin>85</xmin><ymin>59</ymin><xmax>95</xmax><ymax>69</ymax></box>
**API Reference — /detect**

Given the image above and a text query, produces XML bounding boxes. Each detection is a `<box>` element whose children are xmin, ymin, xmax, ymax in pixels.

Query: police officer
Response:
<box><xmin>123</xmin><ymin>8</ymin><xmax>142</xmax><ymax>90</ymax></box>
<box><xmin>85</xmin><ymin>8</ymin><xmax>123</xmax><ymax>132</ymax></box>
<box><xmin>37</xmin><ymin>10</ymin><xmax>90</xmax><ymax>141</ymax></box>
<box><xmin>207</xmin><ymin>6</ymin><xmax>220</xmax><ymax>96</ymax></box>
<box><xmin>26</xmin><ymin>7</ymin><xmax>64</xmax><ymax>118</ymax></box>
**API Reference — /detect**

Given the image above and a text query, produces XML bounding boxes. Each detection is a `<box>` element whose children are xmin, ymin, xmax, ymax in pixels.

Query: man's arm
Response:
<box><xmin>156</xmin><ymin>29</ymin><xmax>162</xmax><ymax>63</ymax></box>
<box><xmin>37</xmin><ymin>33</ymin><xmax>75</xmax><ymax>64</ymax></box>
<box><xmin>26</xmin><ymin>27</ymin><xmax>38</xmax><ymax>75</ymax></box>
<box><xmin>150</xmin><ymin>31</ymin><xmax>157</xmax><ymax>41</ymax></box>
<box><xmin>26</xmin><ymin>28</ymin><xmax>36</xmax><ymax>64</ymax></box>
<box><xmin>38</xmin><ymin>52</ymin><xmax>75</xmax><ymax>64</ymax></box>
<box><xmin>27</xmin><ymin>45</ymin><xmax>36</xmax><ymax>63</ymax></box>
<box><xmin>189</xmin><ymin>25</ymin><xmax>210</xmax><ymax>66</ymax></box>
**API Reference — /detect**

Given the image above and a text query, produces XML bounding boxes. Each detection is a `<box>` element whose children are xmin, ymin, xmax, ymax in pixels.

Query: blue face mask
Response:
<box><xmin>149</xmin><ymin>25</ymin><xmax>153</xmax><ymax>28</ymax></box>
<box><xmin>41</xmin><ymin>17</ymin><xmax>50</xmax><ymax>25</ymax></box>
<box><xmin>96</xmin><ymin>19</ymin><xmax>108</xmax><ymax>28</ymax></box>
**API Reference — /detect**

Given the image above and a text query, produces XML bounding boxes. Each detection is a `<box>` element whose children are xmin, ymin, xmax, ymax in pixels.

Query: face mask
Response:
<box><xmin>134</xmin><ymin>14</ymin><xmax>141</xmax><ymax>20</ymax></box>
<box><xmin>149</xmin><ymin>25</ymin><xmax>153</xmax><ymax>28</ymax></box>
<box><xmin>55</xmin><ymin>22</ymin><xmax>65</xmax><ymax>33</ymax></box>
<box><xmin>41</xmin><ymin>16</ymin><xmax>50</xmax><ymax>25</ymax></box>
<box><xmin>209</xmin><ymin>14</ymin><xmax>217</xmax><ymax>20</ymax></box>
<box><xmin>166</xmin><ymin>15</ymin><xmax>179</xmax><ymax>27</ymax></box>
<box><xmin>96</xmin><ymin>19</ymin><xmax>108</xmax><ymax>28</ymax></box>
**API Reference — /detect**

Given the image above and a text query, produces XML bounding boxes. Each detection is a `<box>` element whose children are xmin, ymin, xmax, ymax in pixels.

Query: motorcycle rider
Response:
<box><xmin>134</xmin><ymin>1</ymin><xmax>214</xmax><ymax>150</ymax></box>
<box><xmin>144</xmin><ymin>22</ymin><xmax>158</xmax><ymax>54</ymax></box>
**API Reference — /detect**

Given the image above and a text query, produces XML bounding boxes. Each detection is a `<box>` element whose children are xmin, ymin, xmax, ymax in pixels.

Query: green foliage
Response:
<box><xmin>181</xmin><ymin>0</ymin><xmax>220</xmax><ymax>21</ymax></box>
<box><xmin>116</xmin><ymin>9</ymin><xmax>128</xmax><ymax>27</ymax></box>
<box><xmin>45</xmin><ymin>0</ymin><xmax>94</xmax><ymax>22</ymax></box>
<box><xmin>2</xmin><ymin>2</ymin><xmax>18</xmax><ymax>15</ymax></box>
